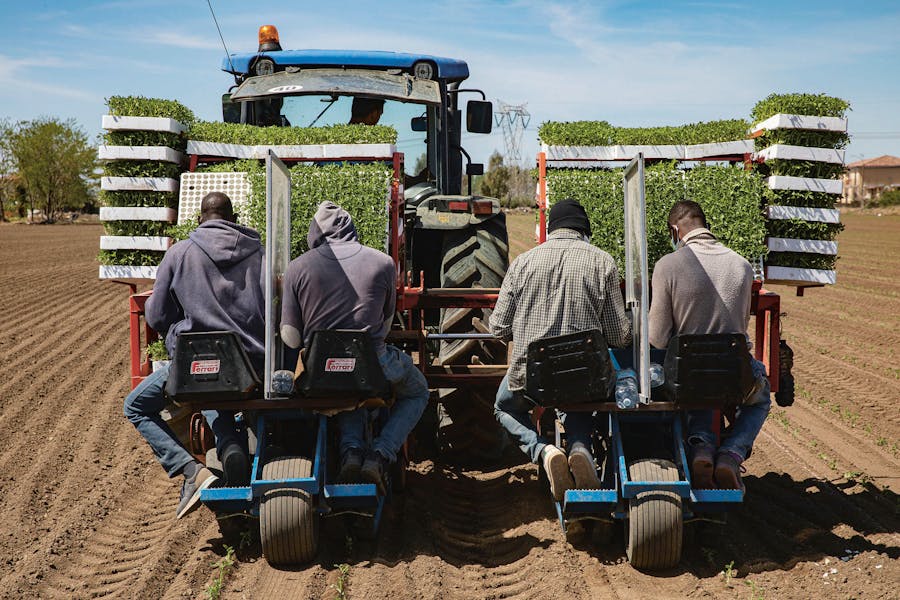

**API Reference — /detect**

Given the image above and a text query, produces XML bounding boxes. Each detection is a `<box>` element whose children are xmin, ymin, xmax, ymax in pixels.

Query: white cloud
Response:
<box><xmin>0</xmin><ymin>55</ymin><xmax>96</xmax><ymax>102</ymax></box>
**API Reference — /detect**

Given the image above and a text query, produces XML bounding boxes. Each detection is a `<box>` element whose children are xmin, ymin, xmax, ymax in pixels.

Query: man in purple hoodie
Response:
<box><xmin>281</xmin><ymin>201</ymin><xmax>429</xmax><ymax>495</ymax></box>
<box><xmin>124</xmin><ymin>192</ymin><xmax>266</xmax><ymax>519</ymax></box>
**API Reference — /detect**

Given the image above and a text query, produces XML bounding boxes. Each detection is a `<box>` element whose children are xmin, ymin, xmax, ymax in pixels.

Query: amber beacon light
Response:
<box><xmin>258</xmin><ymin>25</ymin><xmax>281</xmax><ymax>52</ymax></box>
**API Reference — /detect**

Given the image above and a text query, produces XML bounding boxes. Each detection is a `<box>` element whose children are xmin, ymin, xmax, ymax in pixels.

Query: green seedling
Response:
<box><xmin>205</xmin><ymin>544</ymin><xmax>236</xmax><ymax>600</ymax></box>
<box><xmin>332</xmin><ymin>563</ymin><xmax>351</xmax><ymax>600</ymax></box>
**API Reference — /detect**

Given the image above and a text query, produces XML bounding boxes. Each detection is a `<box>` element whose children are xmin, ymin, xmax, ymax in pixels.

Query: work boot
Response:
<box><xmin>690</xmin><ymin>443</ymin><xmax>716</xmax><ymax>489</ymax></box>
<box><xmin>338</xmin><ymin>447</ymin><xmax>365</xmax><ymax>484</ymax></box>
<box><xmin>714</xmin><ymin>450</ymin><xmax>746</xmax><ymax>492</ymax></box>
<box><xmin>541</xmin><ymin>444</ymin><xmax>574</xmax><ymax>502</ymax></box>
<box><xmin>176</xmin><ymin>465</ymin><xmax>218</xmax><ymax>519</ymax></box>
<box><xmin>567</xmin><ymin>443</ymin><xmax>602</xmax><ymax>490</ymax></box>
<box><xmin>221</xmin><ymin>442</ymin><xmax>250</xmax><ymax>487</ymax></box>
<box><xmin>360</xmin><ymin>450</ymin><xmax>390</xmax><ymax>496</ymax></box>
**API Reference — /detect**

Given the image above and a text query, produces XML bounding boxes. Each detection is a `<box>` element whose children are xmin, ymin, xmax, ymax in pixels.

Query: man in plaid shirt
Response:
<box><xmin>490</xmin><ymin>199</ymin><xmax>631</xmax><ymax>500</ymax></box>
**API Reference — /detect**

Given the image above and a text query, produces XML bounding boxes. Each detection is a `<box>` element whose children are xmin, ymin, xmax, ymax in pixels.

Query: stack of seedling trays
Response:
<box><xmin>751</xmin><ymin>93</ymin><xmax>849</xmax><ymax>287</ymax></box>
<box><xmin>97</xmin><ymin>97</ymin><xmax>193</xmax><ymax>281</ymax></box>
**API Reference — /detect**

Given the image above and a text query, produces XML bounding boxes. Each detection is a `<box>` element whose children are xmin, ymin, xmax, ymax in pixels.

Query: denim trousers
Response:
<box><xmin>493</xmin><ymin>373</ymin><xmax>595</xmax><ymax>464</ymax></box>
<box><xmin>335</xmin><ymin>345</ymin><xmax>429</xmax><ymax>464</ymax></box>
<box><xmin>687</xmin><ymin>359</ymin><xmax>772</xmax><ymax>460</ymax></box>
<box><xmin>123</xmin><ymin>363</ymin><xmax>241</xmax><ymax>477</ymax></box>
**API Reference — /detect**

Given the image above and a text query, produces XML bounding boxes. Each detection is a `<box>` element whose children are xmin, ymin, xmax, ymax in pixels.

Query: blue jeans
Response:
<box><xmin>123</xmin><ymin>363</ymin><xmax>242</xmax><ymax>477</ymax></box>
<box><xmin>493</xmin><ymin>373</ymin><xmax>595</xmax><ymax>464</ymax></box>
<box><xmin>336</xmin><ymin>345</ymin><xmax>429</xmax><ymax>464</ymax></box>
<box><xmin>687</xmin><ymin>359</ymin><xmax>771</xmax><ymax>460</ymax></box>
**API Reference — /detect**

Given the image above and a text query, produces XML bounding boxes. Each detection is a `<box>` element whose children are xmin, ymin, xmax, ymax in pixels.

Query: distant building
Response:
<box><xmin>842</xmin><ymin>155</ymin><xmax>900</xmax><ymax>205</ymax></box>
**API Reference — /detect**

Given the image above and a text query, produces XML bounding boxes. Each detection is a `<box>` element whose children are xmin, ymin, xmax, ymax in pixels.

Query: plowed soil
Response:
<box><xmin>0</xmin><ymin>213</ymin><xmax>897</xmax><ymax>599</ymax></box>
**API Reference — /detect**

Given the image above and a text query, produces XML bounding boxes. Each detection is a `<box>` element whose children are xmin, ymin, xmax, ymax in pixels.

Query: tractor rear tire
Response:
<box><xmin>436</xmin><ymin>214</ymin><xmax>509</xmax><ymax>463</ymax></box>
<box><xmin>625</xmin><ymin>458</ymin><xmax>683</xmax><ymax>570</ymax></box>
<box><xmin>259</xmin><ymin>456</ymin><xmax>318</xmax><ymax>565</ymax></box>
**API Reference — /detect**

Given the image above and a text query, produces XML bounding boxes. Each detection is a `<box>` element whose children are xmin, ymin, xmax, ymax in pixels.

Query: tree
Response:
<box><xmin>480</xmin><ymin>151</ymin><xmax>509</xmax><ymax>202</ymax></box>
<box><xmin>5</xmin><ymin>117</ymin><xmax>96</xmax><ymax>222</ymax></box>
<box><xmin>479</xmin><ymin>151</ymin><xmax>536</xmax><ymax>208</ymax></box>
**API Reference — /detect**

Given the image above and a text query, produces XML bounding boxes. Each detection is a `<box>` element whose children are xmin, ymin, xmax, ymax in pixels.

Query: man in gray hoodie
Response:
<box><xmin>124</xmin><ymin>192</ymin><xmax>266</xmax><ymax>519</ymax></box>
<box><xmin>281</xmin><ymin>201</ymin><xmax>428</xmax><ymax>495</ymax></box>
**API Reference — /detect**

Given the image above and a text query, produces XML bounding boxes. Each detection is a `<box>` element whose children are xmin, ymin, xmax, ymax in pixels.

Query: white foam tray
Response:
<box><xmin>99</xmin><ymin>207</ymin><xmax>177</xmax><ymax>222</ymax></box>
<box><xmin>765</xmin><ymin>266</ymin><xmax>836</xmax><ymax>285</ymax></box>
<box><xmin>101</xmin><ymin>115</ymin><xmax>186</xmax><ymax>134</ymax></box>
<box><xmin>185</xmin><ymin>140</ymin><xmax>397</xmax><ymax>160</ymax></box>
<box><xmin>767</xmin><ymin>205</ymin><xmax>840</xmax><ymax>223</ymax></box>
<box><xmin>684</xmin><ymin>140</ymin><xmax>755</xmax><ymax>159</ymax></box>
<box><xmin>755</xmin><ymin>144</ymin><xmax>844</xmax><ymax>164</ymax></box>
<box><xmin>100</xmin><ymin>236</ymin><xmax>173</xmax><ymax>251</ymax></box>
<box><xmin>751</xmin><ymin>113</ymin><xmax>848</xmax><ymax>135</ymax></box>
<box><xmin>767</xmin><ymin>237</ymin><xmax>837</xmax><ymax>255</ymax></box>
<box><xmin>101</xmin><ymin>177</ymin><xmax>179</xmax><ymax>192</ymax></box>
<box><xmin>767</xmin><ymin>176</ymin><xmax>843</xmax><ymax>195</ymax></box>
<box><xmin>98</xmin><ymin>145</ymin><xmax>184</xmax><ymax>163</ymax></box>
<box><xmin>98</xmin><ymin>265</ymin><xmax>159</xmax><ymax>281</ymax></box>
<box><xmin>544</xmin><ymin>139</ymin><xmax>754</xmax><ymax>162</ymax></box>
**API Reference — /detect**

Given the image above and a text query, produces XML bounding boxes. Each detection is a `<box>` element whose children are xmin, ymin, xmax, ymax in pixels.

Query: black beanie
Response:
<box><xmin>548</xmin><ymin>198</ymin><xmax>591</xmax><ymax>236</ymax></box>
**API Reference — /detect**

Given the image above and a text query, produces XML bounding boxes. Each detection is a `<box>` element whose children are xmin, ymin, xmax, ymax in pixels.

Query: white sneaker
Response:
<box><xmin>568</xmin><ymin>445</ymin><xmax>602</xmax><ymax>489</ymax></box>
<box><xmin>541</xmin><ymin>445</ymin><xmax>574</xmax><ymax>501</ymax></box>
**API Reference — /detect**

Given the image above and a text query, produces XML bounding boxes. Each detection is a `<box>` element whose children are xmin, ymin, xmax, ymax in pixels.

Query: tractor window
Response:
<box><xmin>275</xmin><ymin>95</ymin><xmax>428</xmax><ymax>178</ymax></box>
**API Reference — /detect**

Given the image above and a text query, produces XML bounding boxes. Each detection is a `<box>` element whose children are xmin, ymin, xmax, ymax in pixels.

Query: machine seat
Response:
<box><xmin>524</xmin><ymin>329</ymin><xmax>614</xmax><ymax>407</ymax></box>
<box><xmin>662</xmin><ymin>333</ymin><xmax>754</xmax><ymax>409</ymax></box>
<box><xmin>297</xmin><ymin>330</ymin><xmax>391</xmax><ymax>404</ymax></box>
<box><xmin>165</xmin><ymin>331</ymin><xmax>260</xmax><ymax>403</ymax></box>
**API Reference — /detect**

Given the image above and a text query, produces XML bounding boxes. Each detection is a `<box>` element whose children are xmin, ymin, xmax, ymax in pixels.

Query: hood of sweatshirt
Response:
<box><xmin>189</xmin><ymin>220</ymin><xmax>262</xmax><ymax>267</ymax></box>
<box><xmin>307</xmin><ymin>201</ymin><xmax>359</xmax><ymax>249</ymax></box>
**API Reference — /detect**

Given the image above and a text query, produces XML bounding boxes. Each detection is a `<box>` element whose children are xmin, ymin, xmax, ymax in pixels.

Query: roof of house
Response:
<box><xmin>847</xmin><ymin>155</ymin><xmax>900</xmax><ymax>169</ymax></box>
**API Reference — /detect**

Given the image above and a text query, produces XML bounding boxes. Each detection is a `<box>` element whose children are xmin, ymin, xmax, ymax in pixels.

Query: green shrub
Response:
<box><xmin>764</xmin><ymin>189</ymin><xmax>837</xmax><ymax>209</ymax></box>
<box><xmin>766</xmin><ymin>251</ymin><xmax>837</xmax><ymax>270</ymax></box>
<box><xmin>188</xmin><ymin>121</ymin><xmax>397</xmax><ymax>145</ymax></box>
<box><xmin>546</xmin><ymin>164</ymin><xmax>767</xmax><ymax>273</ymax></box>
<box><xmin>754</xmin><ymin>129</ymin><xmax>849</xmax><ymax>151</ymax></box>
<box><xmin>106</xmin><ymin>95</ymin><xmax>196</xmax><ymax>125</ymax></box>
<box><xmin>751</xmin><ymin>93</ymin><xmax>850</xmax><ymax>123</ymax></box>
<box><xmin>766</xmin><ymin>219</ymin><xmax>844</xmax><ymax>240</ymax></box>
<box><xmin>98</xmin><ymin>249</ymin><xmax>165</xmax><ymax>266</ymax></box>
<box><xmin>166</xmin><ymin>217</ymin><xmax>199</xmax><ymax>242</ymax></box>
<box><xmin>103</xmin><ymin>221</ymin><xmax>172</xmax><ymax>236</ymax></box>
<box><xmin>104</xmin><ymin>160</ymin><xmax>182</xmax><ymax>179</ymax></box>
<box><xmin>99</xmin><ymin>190</ymin><xmax>178</xmax><ymax>208</ymax></box>
<box><xmin>876</xmin><ymin>189</ymin><xmax>900</xmax><ymax>206</ymax></box>
<box><xmin>146</xmin><ymin>339</ymin><xmax>169</xmax><ymax>361</ymax></box>
<box><xmin>538</xmin><ymin>119</ymin><xmax>749</xmax><ymax>146</ymax></box>
<box><xmin>758</xmin><ymin>159</ymin><xmax>844</xmax><ymax>180</ymax></box>
<box><xmin>104</xmin><ymin>130</ymin><xmax>186</xmax><ymax>150</ymax></box>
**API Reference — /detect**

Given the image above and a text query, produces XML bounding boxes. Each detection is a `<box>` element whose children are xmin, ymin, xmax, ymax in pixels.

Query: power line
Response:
<box><xmin>493</xmin><ymin>101</ymin><xmax>531</xmax><ymax>166</ymax></box>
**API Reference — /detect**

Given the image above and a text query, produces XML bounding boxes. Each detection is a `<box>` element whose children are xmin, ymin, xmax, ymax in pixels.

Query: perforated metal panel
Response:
<box><xmin>178</xmin><ymin>172</ymin><xmax>252</xmax><ymax>225</ymax></box>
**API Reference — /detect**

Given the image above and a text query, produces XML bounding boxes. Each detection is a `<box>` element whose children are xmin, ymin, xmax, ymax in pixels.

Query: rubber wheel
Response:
<box><xmin>625</xmin><ymin>458</ymin><xmax>683</xmax><ymax>570</ymax></box>
<box><xmin>436</xmin><ymin>214</ymin><xmax>509</xmax><ymax>462</ymax></box>
<box><xmin>259</xmin><ymin>456</ymin><xmax>318</xmax><ymax>565</ymax></box>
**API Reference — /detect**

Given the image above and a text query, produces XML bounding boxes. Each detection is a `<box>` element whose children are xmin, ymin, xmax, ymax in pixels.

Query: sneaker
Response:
<box><xmin>541</xmin><ymin>445</ymin><xmax>574</xmax><ymax>501</ymax></box>
<box><xmin>176</xmin><ymin>467</ymin><xmax>218</xmax><ymax>519</ymax></box>
<box><xmin>690</xmin><ymin>444</ymin><xmax>716</xmax><ymax>489</ymax></box>
<box><xmin>338</xmin><ymin>447</ymin><xmax>365</xmax><ymax>484</ymax></box>
<box><xmin>221</xmin><ymin>442</ymin><xmax>250</xmax><ymax>487</ymax></box>
<box><xmin>567</xmin><ymin>444</ymin><xmax>602</xmax><ymax>490</ymax></box>
<box><xmin>714</xmin><ymin>450</ymin><xmax>746</xmax><ymax>492</ymax></box>
<box><xmin>360</xmin><ymin>451</ymin><xmax>390</xmax><ymax>496</ymax></box>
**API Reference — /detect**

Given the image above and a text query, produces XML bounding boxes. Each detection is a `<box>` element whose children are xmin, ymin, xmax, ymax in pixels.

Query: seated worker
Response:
<box><xmin>124</xmin><ymin>192</ymin><xmax>265</xmax><ymax>518</ymax></box>
<box><xmin>490</xmin><ymin>199</ymin><xmax>632</xmax><ymax>500</ymax></box>
<box><xmin>280</xmin><ymin>201</ymin><xmax>428</xmax><ymax>494</ymax></box>
<box><xmin>349</xmin><ymin>97</ymin><xmax>385</xmax><ymax>125</ymax></box>
<box><xmin>648</xmin><ymin>200</ymin><xmax>770</xmax><ymax>491</ymax></box>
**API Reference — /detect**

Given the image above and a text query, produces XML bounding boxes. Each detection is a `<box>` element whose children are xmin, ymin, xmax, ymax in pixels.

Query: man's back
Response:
<box><xmin>490</xmin><ymin>228</ymin><xmax>630</xmax><ymax>390</ymax></box>
<box><xmin>649</xmin><ymin>229</ymin><xmax>753</xmax><ymax>349</ymax></box>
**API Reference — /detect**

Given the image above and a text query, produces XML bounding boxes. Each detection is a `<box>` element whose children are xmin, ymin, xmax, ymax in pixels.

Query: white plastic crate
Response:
<box><xmin>765</xmin><ymin>266</ymin><xmax>836</xmax><ymax>285</ymax></box>
<box><xmin>98</xmin><ymin>145</ymin><xmax>184</xmax><ymax>164</ymax></box>
<box><xmin>684</xmin><ymin>140</ymin><xmax>754</xmax><ymax>159</ymax></box>
<box><xmin>101</xmin><ymin>115</ymin><xmax>186</xmax><ymax>135</ymax></box>
<box><xmin>767</xmin><ymin>205</ymin><xmax>840</xmax><ymax>224</ymax></box>
<box><xmin>767</xmin><ymin>175</ymin><xmax>843</xmax><ymax>194</ymax></box>
<box><xmin>751</xmin><ymin>113</ymin><xmax>848</xmax><ymax>135</ymax></box>
<box><xmin>185</xmin><ymin>140</ymin><xmax>397</xmax><ymax>160</ymax></box>
<box><xmin>99</xmin><ymin>207</ymin><xmax>177</xmax><ymax>222</ymax></box>
<box><xmin>545</xmin><ymin>139</ymin><xmax>753</xmax><ymax>162</ymax></box>
<box><xmin>100</xmin><ymin>236</ymin><xmax>173</xmax><ymax>251</ymax></box>
<box><xmin>767</xmin><ymin>237</ymin><xmax>838</xmax><ymax>255</ymax></box>
<box><xmin>178</xmin><ymin>172</ymin><xmax>252</xmax><ymax>225</ymax></box>
<box><xmin>98</xmin><ymin>265</ymin><xmax>159</xmax><ymax>281</ymax></box>
<box><xmin>755</xmin><ymin>144</ymin><xmax>844</xmax><ymax>164</ymax></box>
<box><xmin>101</xmin><ymin>177</ymin><xmax>179</xmax><ymax>192</ymax></box>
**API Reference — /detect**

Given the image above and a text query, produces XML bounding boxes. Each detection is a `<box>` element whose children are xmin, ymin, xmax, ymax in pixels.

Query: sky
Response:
<box><xmin>1</xmin><ymin>0</ymin><xmax>899</xmax><ymax>167</ymax></box>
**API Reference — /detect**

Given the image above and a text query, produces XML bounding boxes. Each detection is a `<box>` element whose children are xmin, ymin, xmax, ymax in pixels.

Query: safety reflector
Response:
<box><xmin>448</xmin><ymin>200</ymin><xmax>469</xmax><ymax>212</ymax></box>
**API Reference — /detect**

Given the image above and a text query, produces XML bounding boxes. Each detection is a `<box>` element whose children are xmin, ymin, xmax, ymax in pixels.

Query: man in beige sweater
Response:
<box><xmin>649</xmin><ymin>200</ymin><xmax>770</xmax><ymax>491</ymax></box>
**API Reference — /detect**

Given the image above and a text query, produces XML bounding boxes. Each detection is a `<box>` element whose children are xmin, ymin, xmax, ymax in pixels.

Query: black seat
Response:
<box><xmin>165</xmin><ymin>331</ymin><xmax>260</xmax><ymax>403</ymax></box>
<box><xmin>297</xmin><ymin>330</ymin><xmax>390</xmax><ymax>401</ymax></box>
<box><xmin>662</xmin><ymin>333</ymin><xmax>755</xmax><ymax>409</ymax></box>
<box><xmin>524</xmin><ymin>329</ymin><xmax>615</xmax><ymax>407</ymax></box>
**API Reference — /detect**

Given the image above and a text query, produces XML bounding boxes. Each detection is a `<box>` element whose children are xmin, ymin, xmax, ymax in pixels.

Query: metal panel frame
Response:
<box><xmin>264</xmin><ymin>151</ymin><xmax>292</xmax><ymax>398</ymax></box>
<box><xmin>623</xmin><ymin>153</ymin><xmax>651</xmax><ymax>404</ymax></box>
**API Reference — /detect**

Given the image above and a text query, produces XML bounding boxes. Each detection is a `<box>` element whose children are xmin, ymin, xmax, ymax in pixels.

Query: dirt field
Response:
<box><xmin>0</xmin><ymin>214</ymin><xmax>897</xmax><ymax>599</ymax></box>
